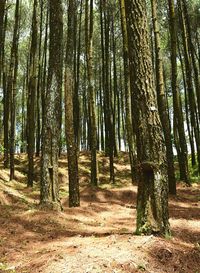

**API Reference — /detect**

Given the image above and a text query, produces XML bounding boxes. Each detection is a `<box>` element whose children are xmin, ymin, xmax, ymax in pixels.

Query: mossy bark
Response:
<box><xmin>125</xmin><ymin>0</ymin><xmax>170</xmax><ymax>235</ymax></box>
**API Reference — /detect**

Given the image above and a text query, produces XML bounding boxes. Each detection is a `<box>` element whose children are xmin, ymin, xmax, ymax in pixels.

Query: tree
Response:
<box><xmin>151</xmin><ymin>0</ymin><xmax>176</xmax><ymax>194</ymax></box>
<box><xmin>168</xmin><ymin>0</ymin><xmax>190</xmax><ymax>185</ymax></box>
<box><xmin>119</xmin><ymin>0</ymin><xmax>137</xmax><ymax>183</ymax></box>
<box><xmin>178</xmin><ymin>0</ymin><xmax>200</xmax><ymax>175</ymax></box>
<box><xmin>85</xmin><ymin>0</ymin><xmax>98</xmax><ymax>186</ymax></box>
<box><xmin>27</xmin><ymin>0</ymin><xmax>38</xmax><ymax>187</ymax></box>
<box><xmin>40</xmin><ymin>0</ymin><xmax>63</xmax><ymax>209</ymax></box>
<box><xmin>0</xmin><ymin>0</ymin><xmax>6</xmax><ymax>85</ymax></box>
<box><xmin>125</xmin><ymin>0</ymin><xmax>170</xmax><ymax>235</ymax></box>
<box><xmin>65</xmin><ymin>0</ymin><xmax>80</xmax><ymax>207</ymax></box>
<box><xmin>9</xmin><ymin>0</ymin><xmax>20</xmax><ymax>180</ymax></box>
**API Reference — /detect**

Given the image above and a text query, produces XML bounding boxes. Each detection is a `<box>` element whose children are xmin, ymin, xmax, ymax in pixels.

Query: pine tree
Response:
<box><xmin>125</xmin><ymin>0</ymin><xmax>170</xmax><ymax>235</ymax></box>
<box><xmin>40</xmin><ymin>0</ymin><xmax>63</xmax><ymax>209</ymax></box>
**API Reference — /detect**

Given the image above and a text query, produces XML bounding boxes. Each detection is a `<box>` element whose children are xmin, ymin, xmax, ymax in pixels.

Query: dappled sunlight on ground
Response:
<box><xmin>0</xmin><ymin>152</ymin><xmax>199</xmax><ymax>273</ymax></box>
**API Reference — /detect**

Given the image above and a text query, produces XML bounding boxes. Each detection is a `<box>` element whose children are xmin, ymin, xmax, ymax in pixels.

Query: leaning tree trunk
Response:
<box><xmin>40</xmin><ymin>0</ymin><xmax>63</xmax><ymax>210</ymax></box>
<box><xmin>125</xmin><ymin>0</ymin><xmax>170</xmax><ymax>235</ymax></box>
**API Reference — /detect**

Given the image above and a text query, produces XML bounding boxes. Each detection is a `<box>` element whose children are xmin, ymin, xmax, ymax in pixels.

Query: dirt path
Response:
<box><xmin>0</xmin><ymin>177</ymin><xmax>200</xmax><ymax>273</ymax></box>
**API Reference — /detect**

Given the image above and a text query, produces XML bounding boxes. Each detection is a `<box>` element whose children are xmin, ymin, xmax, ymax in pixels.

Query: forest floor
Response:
<box><xmin>0</xmin><ymin>152</ymin><xmax>200</xmax><ymax>273</ymax></box>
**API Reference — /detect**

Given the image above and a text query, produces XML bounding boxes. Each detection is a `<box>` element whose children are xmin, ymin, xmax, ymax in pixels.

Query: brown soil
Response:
<box><xmin>0</xmin><ymin>152</ymin><xmax>199</xmax><ymax>273</ymax></box>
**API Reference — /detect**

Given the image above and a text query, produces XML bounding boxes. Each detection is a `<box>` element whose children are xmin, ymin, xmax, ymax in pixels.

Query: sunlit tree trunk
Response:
<box><xmin>40</xmin><ymin>0</ymin><xmax>63</xmax><ymax>209</ymax></box>
<box><xmin>126</xmin><ymin>0</ymin><xmax>170</xmax><ymax>235</ymax></box>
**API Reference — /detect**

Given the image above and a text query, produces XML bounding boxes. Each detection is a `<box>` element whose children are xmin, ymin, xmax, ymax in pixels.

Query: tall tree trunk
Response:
<box><xmin>85</xmin><ymin>0</ymin><xmax>98</xmax><ymax>186</ymax></box>
<box><xmin>178</xmin><ymin>0</ymin><xmax>200</xmax><ymax>175</ymax></box>
<box><xmin>27</xmin><ymin>0</ymin><xmax>38</xmax><ymax>187</ymax></box>
<box><xmin>74</xmin><ymin>0</ymin><xmax>83</xmax><ymax>149</ymax></box>
<box><xmin>9</xmin><ymin>0</ymin><xmax>20</xmax><ymax>180</ymax></box>
<box><xmin>3</xmin><ymin>11</ymin><xmax>9</xmax><ymax>168</ymax></box>
<box><xmin>119</xmin><ymin>0</ymin><xmax>137</xmax><ymax>183</ymax></box>
<box><xmin>103</xmin><ymin>1</ymin><xmax>115</xmax><ymax>182</ymax></box>
<box><xmin>99</xmin><ymin>0</ymin><xmax>107</xmax><ymax>153</ymax></box>
<box><xmin>0</xmin><ymin>0</ymin><xmax>6</xmax><ymax>86</ymax></box>
<box><xmin>41</xmin><ymin>7</ymin><xmax>48</xmax><ymax>129</ymax></box>
<box><xmin>40</xmin><ymin>0</ymin><xmax>63</xmax><ymax>210</ymax></box>
<box><xmin>65</xmin><ymin>0</ymin><xmax>80</xmax><ymax>207</ymax></box>
<box><xmin>168</xmin><ymin>0</ymin><xmax>190</xmax><ymax>185</ymax></box>
<box><xmin>111</xmin><ymin>14</ymin><xmax>118</xmax><ymax>157</ymax></box>
<box><xmin>126</xmin><ymin>0</ymin><xmax>170</xmax><ymax>235</ymax></box>
<box><xmin>21</xmin><ymin>75</ymin><xmax>26</xmax><ymax>153</ymax></box>
<box><xmin>151</xmin><ymin>0</ymin><xmax>176</xmax><ymax>194</ymax></box>
<box><xmin>36</xmin><ymin>0</ymin><xmax>44</xmax><ymax>157</ymax></box>
<box><xmin>178</xmin><ymin>42</ymin><xmax>196</xmax><ymax>167</ymax></box>
<box><xmin>182</xmin><ymin>0</ymin><xmax>200</xmax><ymax>123</ymax></box>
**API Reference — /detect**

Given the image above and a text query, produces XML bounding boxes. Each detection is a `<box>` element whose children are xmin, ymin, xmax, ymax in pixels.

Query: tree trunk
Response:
<box><xmin>119</xmin><ymin>0</ymin><xmax>137</xmax><ymax>183</ymax></box>
<box><xmin>3</xmin><ymin>11</ymin><xmax>9</xmax><ymax>168</ymax></box>
<box><xmin>151</xmin><ymin>0</ymin><xmax>176</xmax><ymax>194</ymax></box>
<box><xmin>85</xmin><ymin>0</ymin><xmax>98</xmax><ymax>186</ymax></box>
<box><xmin>126</xmin><ymin>0</ymin><xmax>170</xmax><ymax>235</ymax></box>
<box><xmin>27</xmin><ymin>0</ymin><xmax>38</xmax><ymax>187</ymax></box>
<box><xmin>0</xmin><ymin>0</ymin><xmax>6</xmax><ymax>86</ymax></box>
<box><xmin>168</xmin><ymin>0</ymin><xmax>190</xmax><ymax>185</ymax></box>
<box><xmin>9</xmin><ymin>0</ymin><xmax>20</xmax><ymax>180</ymax></box>
<box><xmin>178</xmin><ymin>0</ymin><xmax>200</xmax><ymax>175</ymax></box>
<box><xmin>65</xmin><ymin>0</ymin><xmax>80</xmax><ymax>207</ymax></box>
<box><xmin>40</xmin><ymin>0</ymin><xmax>63</xmax><ymax>210</ymax></box>
<box><xmin>36</xmin><ymin>0</ymin><xmax>44</xmax><ymax>157</ymax></box>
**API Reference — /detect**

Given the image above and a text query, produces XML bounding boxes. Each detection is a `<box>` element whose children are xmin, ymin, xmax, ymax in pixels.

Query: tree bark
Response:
<box><xmin>40</xmin><ymin>0</ymin><xmax>63</xmax><ymax>210</ymax></box>
<box><xmin>9</xmin><ymin>0</ymin><xmax>20</xmax><ymax>180</ymax></box>
<box><xmin>85</xmin><ymin>0</ymin><xmax>98</xmax><ymax>186</ymax></box>
<box><xmin>0</xmin><ymin>0</ymin><xmax>6</xmax><ymax>86</ymax></box>
<box><xmin>119</xmin><ymin>0</ymin><xmax>137</xmax><ymax>183</ymax></box>
<box><xmin>126</xmin><ymin>0</ymin><xmax>170</xmax><ymax>235</ymax></box>
<box><xmin>168</xmin><ymin>0</ymin><xmax>190</xmax><ymax>185</ymax></box>
<box><xmin>65</xmin><ymin>0</ymin><xmax>80</xmax><ymax>207</ymax></box>
<box><xmin>151</xmin><ymin>0</ymin><xmax>176</xmax><ymax>194</ymax></box>
<box><xmin>178</xmin><ymin>0</ymin><xmax>200</xmax><ymax>175</ymax></box>
<box><xmin>27</xmin><ymin>0</ymin><xmax>38</xmax><ymax>187</ymax></box>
